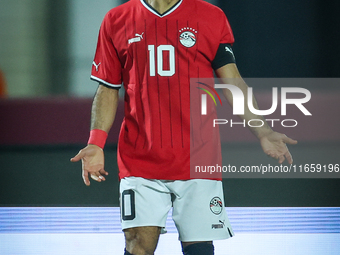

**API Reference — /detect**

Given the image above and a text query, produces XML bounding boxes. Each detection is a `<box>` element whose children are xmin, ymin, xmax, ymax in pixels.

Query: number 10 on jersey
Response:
<box><xmin>148</xmin><ymin>45</ymin><xmax>175</xmax><ymax>77</ymax></box>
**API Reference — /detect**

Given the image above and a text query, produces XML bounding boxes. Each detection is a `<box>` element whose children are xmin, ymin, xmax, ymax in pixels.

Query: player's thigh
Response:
<box><xmin>124</xmin><ymin>226</ymin><xmax>161</xmax><ymax>254</ymax></box>
<box><xmin>170</xmin><ymin>179</ymin><xmax>234</xmax><ymax>242</ymax></box>
<box><xmin>120</xmin><ymin>177</ymin><xmax>172</xmax><ymax>230</ymax></box>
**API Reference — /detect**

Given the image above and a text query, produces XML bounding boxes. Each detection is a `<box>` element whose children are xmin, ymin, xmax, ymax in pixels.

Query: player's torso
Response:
<box><xmin>107</xmin><ymin>0</ymin><xmax>225</xmax><ymax>179</ymax></box>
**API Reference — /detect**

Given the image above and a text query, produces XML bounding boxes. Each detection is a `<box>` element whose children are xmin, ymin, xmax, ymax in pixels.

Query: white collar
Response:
<box><xmin>140</xmin><ymin>0</ymin><xmax>183</xmax><ymax>18</ymax></box>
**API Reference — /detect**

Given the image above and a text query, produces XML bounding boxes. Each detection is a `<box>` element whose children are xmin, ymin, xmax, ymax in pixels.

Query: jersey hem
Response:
<box><xmin>90</xmin><ymin>75</ymin><xmax>121</xmax><ymax>88</ymax></box>
<box><xmin>119</xmin><ymin>175</ymin><xmax>222</xmax><ymax>181</ymax></box>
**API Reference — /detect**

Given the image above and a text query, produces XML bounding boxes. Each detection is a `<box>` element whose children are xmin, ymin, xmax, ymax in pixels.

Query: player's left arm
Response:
<box><xmin>215</xmin><ymin>63</ymin><xmax>297</xmax><ymax>164</ymax></box>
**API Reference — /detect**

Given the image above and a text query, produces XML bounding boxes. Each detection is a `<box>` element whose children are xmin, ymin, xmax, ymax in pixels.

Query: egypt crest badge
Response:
<box><xmin>210</xmin><ymin>197</ymin><xmax>223</xmax><ymax>215</ymax></box>
<box><xmin>179</xmin><ymin>27</ymin><xmax>197</xmax><ymax>48</ymax></box>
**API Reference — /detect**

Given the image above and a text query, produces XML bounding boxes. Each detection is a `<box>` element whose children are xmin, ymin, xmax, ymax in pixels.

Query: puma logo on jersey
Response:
<box><xmin>135</xmin><ymin>32</ymin><xmax>144</xmax><ymax>39</ymax></box>
<box><xmin>128</xmin><ymin>32</ymin><xmax>144</xmax><ymax>44</ymax></box>
<box><xmin>225</xmin><ymin>46</ymin><xmax>234</xmax><ymax>55</ymax></box>
<box><xmin>93</xmin><ymin>61</ymin><xmax>101</xmax><ymax>71</ymax></box>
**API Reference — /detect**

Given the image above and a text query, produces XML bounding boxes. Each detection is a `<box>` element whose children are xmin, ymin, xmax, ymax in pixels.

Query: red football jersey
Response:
<box><xmin>91</xmin><ymin>0</ymin><xmax>234</xmax><ymax>180</ymax></box>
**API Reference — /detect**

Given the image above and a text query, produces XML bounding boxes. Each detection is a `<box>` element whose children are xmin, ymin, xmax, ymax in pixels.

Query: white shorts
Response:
<box><xmin>119</xmin><ymin>177</ymin><xmax>234</xmax><ymax>242</ymax></box>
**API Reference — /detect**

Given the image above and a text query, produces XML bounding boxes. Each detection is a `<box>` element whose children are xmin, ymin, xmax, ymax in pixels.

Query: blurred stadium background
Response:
<box><xmin>0</xmin><ymin>0</ymin><xmax>340</xmax><ymax>254</ymax></box>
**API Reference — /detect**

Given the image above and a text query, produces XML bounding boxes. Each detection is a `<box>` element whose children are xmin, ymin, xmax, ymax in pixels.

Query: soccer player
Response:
<box><xmin>71</xmin><ymin>0</ymin><xmax>297</xmax><ymax>254</ymax></box>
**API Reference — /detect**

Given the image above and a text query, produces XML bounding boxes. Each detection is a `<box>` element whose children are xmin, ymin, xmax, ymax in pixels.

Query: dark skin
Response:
<box><xmin>71</xmin><ymin>1</ymin><xmax>297</xmax><ymax>254</ymax></box>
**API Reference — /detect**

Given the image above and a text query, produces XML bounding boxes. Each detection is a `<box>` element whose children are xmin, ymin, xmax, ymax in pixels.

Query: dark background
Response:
<box><xmin>1</xmin><ymin>143</ymin><xmax>339</xmax><ymax>207</ymax></box>
<box><xmin>0</xmin><ymin>0</ymin><xmax>340</xmax><ymax>207</ymax></box>
<box><xmin>220</xmin><ymin>0</ymin><xmax>340</xmax><ymax>78</ymax></box>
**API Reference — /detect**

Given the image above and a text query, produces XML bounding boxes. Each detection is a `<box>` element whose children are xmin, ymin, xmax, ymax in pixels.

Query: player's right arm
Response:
<box><xmin>70</xmin><ymin>84</ymin><xmax>119</xmax><ymax>186</ymax></box>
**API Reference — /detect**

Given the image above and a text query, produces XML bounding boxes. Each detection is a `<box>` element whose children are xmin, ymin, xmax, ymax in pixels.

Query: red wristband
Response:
<box><xmin>87</xmin><ymin>129</ymin><xmax>108</xmax><ymax>149</ymax></box>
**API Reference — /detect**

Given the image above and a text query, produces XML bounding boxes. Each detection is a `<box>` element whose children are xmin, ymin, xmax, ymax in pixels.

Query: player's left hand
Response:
<box><xmin>259</xmin><ymin>131</ymin><xmax>298</xmax><ymax>164</ymax></box>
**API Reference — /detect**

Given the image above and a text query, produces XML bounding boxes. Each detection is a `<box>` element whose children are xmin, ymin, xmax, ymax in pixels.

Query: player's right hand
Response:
<box><xmin>70</xmin><ymin>144</ymin><xmax>108</xmax><ymax>186</ymax></box>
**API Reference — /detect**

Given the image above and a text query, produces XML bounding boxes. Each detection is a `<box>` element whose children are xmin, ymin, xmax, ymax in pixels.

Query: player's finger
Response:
<box><xmin>85</xmin><ymin>164</ymin><xmax>106</xmax><ymax>176</ymax></box>
<box><xmin>70</xmin><ymin>150</ymin><xmax>85</xmax><ymax>162</ymax></box>
<box><xmin>99</xmin><ymin>169</ymin><xmax>109</xmax><ymax>176</ymax></box>
<box><xmin>82</xmin><ymin>169</ymin><xmax>90</xmax><ymax>186</ymax></box>
<box><xmin>284</xmin><ymin>151</ymin><xmax>294</xmax><ymax>164</ymax></box>
<box><xmin>278</xmin><ymin>154</ymin><xmax>285</xmax><ymax>164</ymax></box>
<box><xmin>90</xmin><ymin>174</ymin><xmax>100</xmax><ymax>181</ymax></box>
<box><xmin>266</xmin><ymin>152</ymin><xmax>276</xmax><ymax>159</ymax></box>
<box><xmin>90</xmin><ymin>174</ymin><xmax>105</xmax><ymax>182</ymax></box>
<box><xmin>282</xmin><ymin>136</ymin><xmax>298</xmax><ymax>145</ymax></box>
<box><xmin>95</xmin><ymin>174</ymin><xmax>106</xmax><ymax>181</ymax></box>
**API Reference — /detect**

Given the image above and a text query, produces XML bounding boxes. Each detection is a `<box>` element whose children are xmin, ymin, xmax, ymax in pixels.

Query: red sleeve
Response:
<box><xmin>219</xmin><ymin>11</ymin><xmax>235</xmax><ymax>45</ymax></box>
<box><xmin>90</xmin><ymin>12</ymin><xmax>122</xmax><ymax>88</ymax></box>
